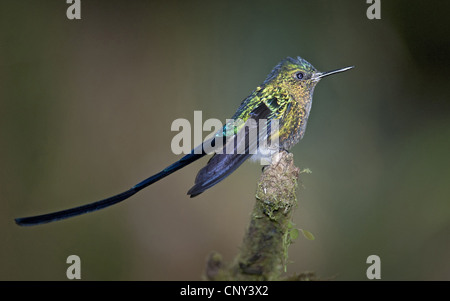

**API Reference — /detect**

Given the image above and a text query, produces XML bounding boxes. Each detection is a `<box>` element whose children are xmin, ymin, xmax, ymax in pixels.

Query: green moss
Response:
<box><xmin>205</xmin><ymin>152</ymin><xmax>314</xmax><ymax>281</ymax></box>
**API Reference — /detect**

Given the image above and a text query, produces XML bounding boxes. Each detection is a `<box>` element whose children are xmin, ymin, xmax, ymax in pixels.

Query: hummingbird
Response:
<box><xmin>15</xmin><ymin>56</ymin><xmax>353</xmax><ymax>226</ymax></box>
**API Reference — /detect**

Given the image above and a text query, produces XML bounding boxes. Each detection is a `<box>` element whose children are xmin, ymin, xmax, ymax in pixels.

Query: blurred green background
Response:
<box><xmin>1</xmin><ymin>0</ymin><xmax>450</xmax><ymax>280</ymax></box>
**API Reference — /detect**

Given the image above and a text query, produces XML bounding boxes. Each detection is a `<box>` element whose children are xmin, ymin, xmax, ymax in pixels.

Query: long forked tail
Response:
<box><xmin>15</xmin><ymin>152</ymin><xmax>206</xmax><ymax>226</ymax></box>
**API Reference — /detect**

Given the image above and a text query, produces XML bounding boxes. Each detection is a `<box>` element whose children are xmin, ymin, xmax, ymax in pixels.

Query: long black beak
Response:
<box><xmin>314</xmin><ymin>66</ymin><xmax>354</xmax><ymax>80</ymax></box>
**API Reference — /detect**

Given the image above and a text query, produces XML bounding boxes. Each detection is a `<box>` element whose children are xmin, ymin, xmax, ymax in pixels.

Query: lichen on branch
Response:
<box><xmin>205</xmin><ymin>151</ymin><xmax>312</xmax><ymax>281</ymax></box>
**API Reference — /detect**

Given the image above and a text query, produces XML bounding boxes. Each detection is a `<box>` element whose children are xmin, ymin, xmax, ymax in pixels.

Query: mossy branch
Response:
<box><xmin>204</xmin><ymin>151</ymin><xmax>314</xmax><ymax>281</ymax></box>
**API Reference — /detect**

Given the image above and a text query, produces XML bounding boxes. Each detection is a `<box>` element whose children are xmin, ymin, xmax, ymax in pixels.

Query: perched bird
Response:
<box><xmin>15</xmin><ymin>56</ymin><xmax>353</xmax><ymax>226</ymax></box>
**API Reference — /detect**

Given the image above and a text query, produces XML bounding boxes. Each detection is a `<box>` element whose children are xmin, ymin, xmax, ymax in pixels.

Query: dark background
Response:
<box><xmin>1</xmin><ymin>0</ymin><xmax>450</xmax><ymax>280</ymax></box>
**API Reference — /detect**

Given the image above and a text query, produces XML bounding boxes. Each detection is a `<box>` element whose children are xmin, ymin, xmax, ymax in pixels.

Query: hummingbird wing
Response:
<box><xmin>187</xmin><ymin>102</ymin><xmax>273</xmax><ymax>197</ymax></box>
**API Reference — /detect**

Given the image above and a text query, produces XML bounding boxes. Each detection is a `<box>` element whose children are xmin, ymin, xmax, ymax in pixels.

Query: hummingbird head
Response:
<box><xmin>263</xmin><ymin>56</ymin><xmax>353</xmax><ymax>101</ymax></box>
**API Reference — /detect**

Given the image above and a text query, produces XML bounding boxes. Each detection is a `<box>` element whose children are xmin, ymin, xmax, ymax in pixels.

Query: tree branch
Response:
<box><xmin>205</xmin><ymin>151</ymin><xmax>313</xmax><ymax>280</ymax></box>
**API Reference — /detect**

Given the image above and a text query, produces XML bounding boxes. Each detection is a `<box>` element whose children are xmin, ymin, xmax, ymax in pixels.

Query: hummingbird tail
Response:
<box><xmin>15</xmin><ymin>152</ymin><xmax>206</xmax><ymax>226</ymax></box>
<box><xmin>14</xmin><ymin>188</ymin><xmax>139</xmax><ymax>226</ymax></box>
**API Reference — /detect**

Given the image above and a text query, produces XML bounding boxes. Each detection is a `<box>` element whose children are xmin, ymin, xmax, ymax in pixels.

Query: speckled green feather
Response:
<box><xmin>14</xmin><ymin>56</ymin><xmax>352</xmax><ymax>226</ymax></box>
<box><xmin>221</xmin><ymin>56</ymin><xmax>323</xmax><ymax>150</ymax></box>
<box><xmin>185</xmin><ymin>57</ymin><xmax>352</xmax><ymax>196</ymax></box>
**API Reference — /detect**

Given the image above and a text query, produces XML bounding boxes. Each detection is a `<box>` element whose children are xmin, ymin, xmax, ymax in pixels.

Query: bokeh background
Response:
<box><xmin>1</xmin><ymin>0</ymin><xmax>450</xmax><ymax>280</ymax></box>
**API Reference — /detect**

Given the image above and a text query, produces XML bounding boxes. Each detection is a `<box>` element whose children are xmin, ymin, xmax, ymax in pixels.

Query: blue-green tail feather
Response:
<box><xmin>15</xmin><ymin>152</ymin><xmax>205</xmax><ymax>226</ymax></box>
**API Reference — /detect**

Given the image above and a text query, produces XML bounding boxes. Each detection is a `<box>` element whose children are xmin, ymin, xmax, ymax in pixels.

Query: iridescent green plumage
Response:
<box><xmin>188</xmin><ymin>57</ymin><xmax>353</xmax><ymax>196</ymax></box>
<box><xmin>15</xmin><ymin>56</ymin><xmax>353</xmax><ymax>226</ymax></box>
<box><xmin>227</xmin><ymin>57</ymin><xmax>319</xmax><ymax>150</ymax></box>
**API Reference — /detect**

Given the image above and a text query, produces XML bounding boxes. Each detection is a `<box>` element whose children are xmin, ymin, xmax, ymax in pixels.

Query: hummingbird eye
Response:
<box><xmin>295</xmin><ymin>72</ymin><xmax>304</xmax><ymax>80</ymax></box>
